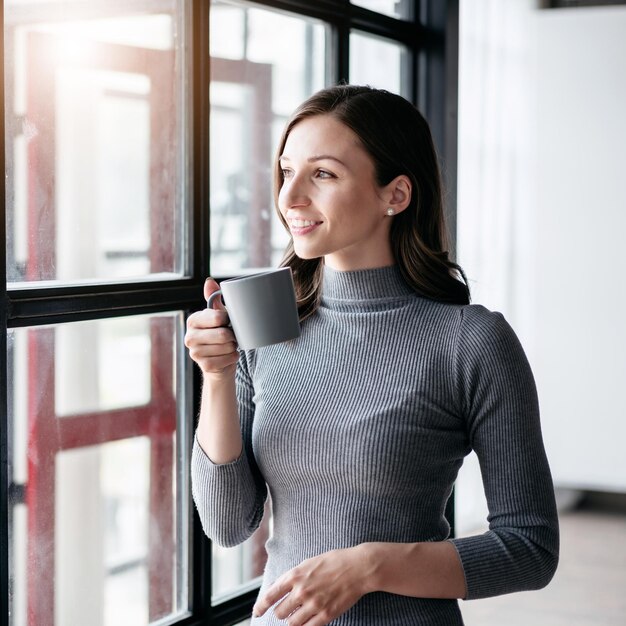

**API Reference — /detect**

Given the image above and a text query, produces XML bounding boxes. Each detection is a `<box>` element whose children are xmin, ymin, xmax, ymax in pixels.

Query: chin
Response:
<box><xmin>293</xmin><ymin>245</ymin><xmax>324</xmax><ymax>260</ymax></box>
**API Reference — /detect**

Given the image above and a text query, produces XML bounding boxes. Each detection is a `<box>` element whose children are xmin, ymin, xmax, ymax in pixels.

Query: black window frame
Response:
<box><xmin>543</xmin><ymin>0</ymin><xmax>626</xmax><ymax>7</ymax></box>
<box><xmin>0</xmin><ymin>1</ymin><xmax>459</xmax><ymax>624</ymax></box>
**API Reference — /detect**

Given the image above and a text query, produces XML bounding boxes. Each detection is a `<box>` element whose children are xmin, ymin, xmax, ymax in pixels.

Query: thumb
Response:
<box><xmin>204</xmin><ymin>277</ymin><xmax>225</xmax><ymax>310</ymax></box>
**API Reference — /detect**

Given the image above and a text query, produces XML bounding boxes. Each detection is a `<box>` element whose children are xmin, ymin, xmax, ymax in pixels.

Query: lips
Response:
<box><xmin>290</xmin><ymin>219</ymin><xmax>319</xmax><ymax>228</ymax></box>
<box><xmin>287</xmin><ymin>218</ymin><xmax>323</xmax><ymax>236</ymax></box>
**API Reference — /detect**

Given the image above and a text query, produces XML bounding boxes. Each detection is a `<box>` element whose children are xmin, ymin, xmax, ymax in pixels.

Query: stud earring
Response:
<box><xmin>386</xmin><ymin>207</ymin><xmax>395</xmax><ymax>216</ymax></box>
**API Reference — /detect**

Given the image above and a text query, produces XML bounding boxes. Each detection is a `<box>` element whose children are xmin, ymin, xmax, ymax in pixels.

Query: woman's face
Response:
<box><xmin>278</xmin><ymin>114</ymin><xmax>395</xmax><ymax>271</ymax></box>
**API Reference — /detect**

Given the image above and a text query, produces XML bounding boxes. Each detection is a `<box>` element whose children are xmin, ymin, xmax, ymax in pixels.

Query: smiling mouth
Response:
<box><xmin>289</xmin><ymin>219</ymin><xmax>322</xmax><ymax>228</ymax></box>
<box><xmin>288</xmin><ymin>218</ymin><xmax>323</xmax><ymax>235</ymax></box>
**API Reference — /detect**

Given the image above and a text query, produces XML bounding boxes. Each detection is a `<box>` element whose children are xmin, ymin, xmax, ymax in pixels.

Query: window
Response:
<box><xmin>8</xmin><ymin>315</ymin><xmax>189</xmax><ymax>625</ymax></box>
<box><xmin>351</xmin><ymin>0</ymin><xmax>413</xmax><ymax>20</ymax></box>
<box><xmin>3</xmin><ymin>1</ymin><xmax>195</xmax><ymax>625</ymax></box>
<box><xmin>6</xmin><ymin>4</ymin><xmax>190</xmax><ymax>286</ymax></box>
<box><xmin>1</xmin><ymin>1</ymin><xmax>456</xmax><ymax>625</ymax></box>
<box><xmin>349</xmin><ymin>31</ymin><xmax>410</xmax><ymax>96</ymax></box>
<box><xmin>209</xmin><ymin>2</ymin><xmax>328</xmax><ymax>275</ymax></box>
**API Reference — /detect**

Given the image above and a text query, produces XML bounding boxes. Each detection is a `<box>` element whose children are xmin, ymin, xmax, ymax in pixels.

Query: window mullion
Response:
<box><xmin>336</xmin><ymin>18</ymin><xmax>350</xmax><ymax>84</ymax></box>
<box><xmin>191</xmin><ymin>2</ymin><xmax>214</xmax><ymax>622</ymax></box>
<box><xmin>193</xmin><ymin>0</ymin><xmax>211</xmax><ymax>283</ymax></box>
<box><xmin>0</xmin><ymin>0</ymin><xmax>9</xmax><ymax>623</ymax></box>
<box><xmin>7</xmin><ymin>283</ymin><xmax>202</xmax><ymax>328</ymax></box>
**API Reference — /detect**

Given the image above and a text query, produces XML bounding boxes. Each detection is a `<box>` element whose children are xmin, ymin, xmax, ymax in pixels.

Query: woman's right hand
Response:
<box><xmin>184</xmin><ymin>278</ymin><xmax>240</xmax><ymax>378</ymax></box>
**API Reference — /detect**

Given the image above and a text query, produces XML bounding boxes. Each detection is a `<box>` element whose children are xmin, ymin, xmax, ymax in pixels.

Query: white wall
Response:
<box><xmin>456</xmin><ymin>0</ymin><xmax>540</xmax><ymax>533</ymax></box>
<box><xmin>535</xmin><ymin>7</ymin><xmax>626</xmax><ymax>492</ymax></box>
<box><xmin>456</xmin><ymin>2</ymin><xmax>626</xmax><ymax>533</ymax></box>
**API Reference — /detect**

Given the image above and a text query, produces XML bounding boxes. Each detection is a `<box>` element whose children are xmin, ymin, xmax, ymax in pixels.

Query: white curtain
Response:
<box><xmin>455</xmin><ymin>0</ymin><xmax>539</xmax><ymax>534</ymax></box>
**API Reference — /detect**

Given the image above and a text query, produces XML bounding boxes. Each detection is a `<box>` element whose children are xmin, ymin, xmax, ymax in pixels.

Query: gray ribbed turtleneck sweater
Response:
<box><xmin>192</xmin><ymin>265</ymin><xmax>559</xmax><ymax>625</ymax></box>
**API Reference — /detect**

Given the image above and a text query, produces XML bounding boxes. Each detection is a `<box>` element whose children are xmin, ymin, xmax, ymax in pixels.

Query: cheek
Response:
<box><xmin>277</xmin><ymin>186</ymin><xmax>288</xmax><ymax>213</ymax></box>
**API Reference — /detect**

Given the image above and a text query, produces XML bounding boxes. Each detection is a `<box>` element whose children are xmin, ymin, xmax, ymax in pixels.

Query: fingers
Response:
<box><xmin>186</xmin><ymin>337</ymin><xmax>238</xmax><ymax>358</ymax></box>
<box><xmin>253</xmin><ymin>579</ymin><xmax>290</xmax><ymax>618</ymax></box>
<box><xmin>187</xmin><ymin>307</ymin><xmax>231</xmax><ymax>332</ymax></box>
<box><xmin>253</xmin><ymin>548</ymin><xmax>366</xmax><ymax>626</ymax></box>
<box><xmin>204</xmin><ymin>277</ymin><xmax>225</xmax><ymax>310</ymax></box>
<box><xmin>274</xmin><ymin>595</ymin><xmax>315</xmax><ymax>624</ymax></box>
<box><xmin>253</xmin><ymin>574</ymin><xmax>328</xmax><ymax>624</ymax></box>
<box><xmin>186</xmin><ymin>309</ymin><xmax>235</xmax><ymax>342</ymax></box>
<box><xmin>185</xmin><ymin>281</ymin><xmax>238</xmax><ymax>374</ymax></box>
<box><xmin>289</xmin><ymin>606</ymin><xmax>331</xmax><ymax>626</ymax></box>
<box><xmin>185</xmin><ymin>336</ymin><xmax>239</xmax><ymax>374</ymax></box>
<box><xmin>257</xmin><ymin>590</ymin><xmax>331</xmax><ymax>626</ymax></box>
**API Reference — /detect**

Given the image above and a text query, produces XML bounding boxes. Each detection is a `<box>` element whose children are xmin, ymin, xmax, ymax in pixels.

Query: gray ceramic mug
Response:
<box><xmin>206</xmin><ymin>267</ymin><xmax>301</xmax><ymax>350</ymax></box>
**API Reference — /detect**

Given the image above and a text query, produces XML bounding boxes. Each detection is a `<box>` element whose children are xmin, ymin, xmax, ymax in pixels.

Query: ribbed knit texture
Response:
<box><xmin>191</xmin><ymin>265</ymin><xmax>559</xmax><ymax>625</ymax></box>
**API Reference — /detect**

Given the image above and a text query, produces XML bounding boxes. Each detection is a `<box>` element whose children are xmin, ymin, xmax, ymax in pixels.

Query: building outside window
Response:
<box><xmin>1</xmin><ymin>1</ymin><xmax>455</xmax><ymax>624</ymax></box>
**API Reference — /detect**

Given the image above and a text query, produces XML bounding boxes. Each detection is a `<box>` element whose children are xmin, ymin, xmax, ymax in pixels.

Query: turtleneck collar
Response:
<box><xmin>321</xmin><ymin>264</ymin><xmax>415</xmax><ymax>305</ymax></box>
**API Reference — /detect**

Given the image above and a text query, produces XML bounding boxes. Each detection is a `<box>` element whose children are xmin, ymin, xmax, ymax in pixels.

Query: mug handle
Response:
<box><xmin>207</xmin><ymin>289</ymin><xmax>223</xmax><ymax>310</ymax></box>
<box><xmin>207</xmin><ymin>290</ymin><xmax>235</xmax><ymax>339</ymax></box>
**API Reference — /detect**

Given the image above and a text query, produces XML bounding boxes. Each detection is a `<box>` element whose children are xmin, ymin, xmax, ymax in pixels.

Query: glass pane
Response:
<box><xmin>350</xmin><ymin>31</ymin><xmax>409</xmax><ymax>97</ymax></box>
<box><xmin>212</xmin><ymin>503</ymin><xmax>271</xmax><ymax>602</ymax></box>
<box><xmin>351</xmin><ymin>0</ymin><xmax>413</xmax><ymax>20</ymax></box>
<box><xmin>5</xmin><ymin>0</ymin><xmax>191</xmax><ymax>286</ymax></box>
<box><xmin>55</xmin><ymin>315</ymin><xmax>152</xmax><ymax>416</ymax></box>
<box><xmin>210</xmin><ymin>0</ymin><xmax>328</xmax><ymax>275</ymax></box>
<box><xmin>7</xmin><ymin>313</ymin><xmax>191</xmax><ymax>626</ymax></box>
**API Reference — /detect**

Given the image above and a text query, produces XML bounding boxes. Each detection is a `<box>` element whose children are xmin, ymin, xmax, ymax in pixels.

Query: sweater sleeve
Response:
<box><xmin>449</xmin><ymin>305</ymin><xmax>559</xmax><ymax>600</ymax></box>
<box><xmin>191</xmin><ymin>350</ymin><xmax>268</xmax><ymax>547</ymax></box>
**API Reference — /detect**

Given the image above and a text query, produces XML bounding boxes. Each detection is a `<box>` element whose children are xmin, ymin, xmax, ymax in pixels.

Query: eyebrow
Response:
<box><xmin>279</xmin><ymin>154</ymin><xmax>348</xmax><ymax>168</ymax></box>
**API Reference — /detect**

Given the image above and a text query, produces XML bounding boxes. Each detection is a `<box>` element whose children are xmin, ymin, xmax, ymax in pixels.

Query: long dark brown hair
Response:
<box><xmin>274</xmin><ymin>84</ymin><xmax>470</xmax><ymax>320</ymax></box>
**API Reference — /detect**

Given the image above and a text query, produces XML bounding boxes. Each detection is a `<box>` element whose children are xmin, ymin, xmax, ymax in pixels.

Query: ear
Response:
<box><xmin>382</xmin><ymin>175</ymin><xmax>412</xmax><ymax>215</ymax></box>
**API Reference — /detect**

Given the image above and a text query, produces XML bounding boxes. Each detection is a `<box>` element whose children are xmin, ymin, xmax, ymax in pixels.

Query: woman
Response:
<box><xmin>185</xmin><ymin>85</ymin><xmax>559</xmax><ymax>625</ymax></box>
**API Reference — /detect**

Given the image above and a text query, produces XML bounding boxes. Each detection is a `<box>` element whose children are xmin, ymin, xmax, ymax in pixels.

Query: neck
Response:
<box><xmin>321</xmin><ymin>264</ymin><xmax>414</xmax><ymax>305</ymax></box>
<box><xmin>323</xmin><ymin>245</ymin><xmax>395</xmax><ymax>271</ymax></box>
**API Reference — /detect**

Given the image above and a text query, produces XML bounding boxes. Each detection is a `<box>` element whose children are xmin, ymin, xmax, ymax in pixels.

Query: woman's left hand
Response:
<box><xmin>252</xmin><ymin>545</ymin><xmax>373</xmax><ymax>625</ymax></box>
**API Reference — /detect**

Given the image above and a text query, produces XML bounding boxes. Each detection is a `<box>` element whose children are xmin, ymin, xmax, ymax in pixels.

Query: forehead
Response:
<box><xmin>282</xmin><ymin>114</ymin><xmax>364</xmax><ymax>156</ymax></box>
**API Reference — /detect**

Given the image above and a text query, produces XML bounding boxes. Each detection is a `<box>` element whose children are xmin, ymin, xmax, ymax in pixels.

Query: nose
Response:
<box><xmin>279</xmin><ymin>172</ymin><xmax>311</xmax><ymax>210</ymax></box>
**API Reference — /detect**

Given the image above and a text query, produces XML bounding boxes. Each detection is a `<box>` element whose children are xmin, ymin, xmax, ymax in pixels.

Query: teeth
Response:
<box><xmin>291</xmin><ymin>219</ymin><xmax>318</xmax><ymax>228</ymax></box>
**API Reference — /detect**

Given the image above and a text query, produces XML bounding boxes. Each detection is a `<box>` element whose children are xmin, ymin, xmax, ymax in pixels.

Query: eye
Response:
<box><xmin>316</xmin><ymin>169</ymin><xmax>335</xmax><ymax>180</ymax></box>
<box><xmin>281</xmin><ymin>168</ymin><xmax>294</xmax><ymax>179</ymax></box>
